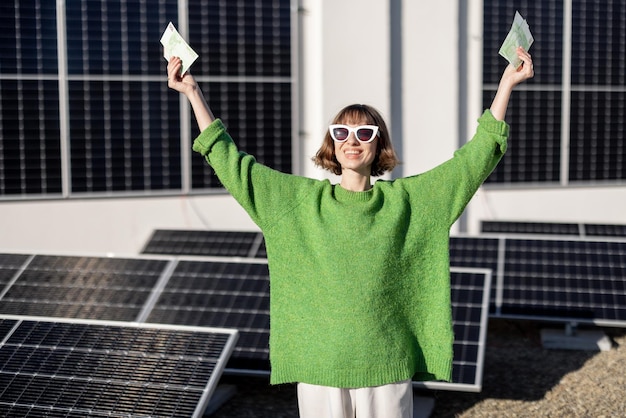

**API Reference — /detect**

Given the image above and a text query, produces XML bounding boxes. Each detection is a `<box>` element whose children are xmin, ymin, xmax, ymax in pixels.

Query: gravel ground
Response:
<box><xmin>209</xmin><ymin>319</ymin><xmax>626</xmax><ymax>417</ymax></box>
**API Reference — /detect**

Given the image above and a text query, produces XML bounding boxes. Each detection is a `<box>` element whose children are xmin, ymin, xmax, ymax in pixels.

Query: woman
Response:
<box><xmin>166</xmin><ymin>47</ymin><xmax>533</xmax><ymax>418</ymax></box>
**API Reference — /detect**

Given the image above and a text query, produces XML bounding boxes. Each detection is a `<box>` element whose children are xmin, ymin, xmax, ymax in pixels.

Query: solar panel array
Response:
<box><xmin>0</xmin><ymin>316</ymin><xmax>237</xmax><ymax>417</ymax></box>
<box><xmin>481</xmin><ymin>220</ymin><xmax>626</xmax><ymax>238</ymax></box>
<box><xmin>5</xmin><ymin>225</ymin><xmax>623</xmax><ymax>402</ymax></box>
<box><xmin>0</xmin><ymin>253</ymin><xmax>270</xmax><ymax>375</ymax></box>
<box><xmin>1</xmin><ymin>1</ymin><xmax>293</xmax><ymax>198</ymax></box>
<box><xmin>482</xmin><ymin>1</ymin><xmax>626</xmax><ymax>185</ymax></box>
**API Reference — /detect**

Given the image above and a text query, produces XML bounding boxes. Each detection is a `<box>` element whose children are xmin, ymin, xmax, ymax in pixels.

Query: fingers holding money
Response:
<box><xmin>516</xmin><ymin>47</ymin><xmax>534</xmax><ymax>80</ymax></box>
<box><xmin>499</xmin><ymin>46</ymin><xmax>535</xmax><ymax>89</ymax></box>
<box><xmin>166</xmin><ymin>56</ymin><xmax>197</xmax><ymax>94</ymax></box>
<box><xmin>167</xmin><ymin>56</ymin><xmax>182</xmax><ymax>81</ymax></box>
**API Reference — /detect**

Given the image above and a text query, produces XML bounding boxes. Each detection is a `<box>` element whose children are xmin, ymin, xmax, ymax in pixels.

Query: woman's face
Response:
<box><xmin>333</xmin><ymin>118</ymin><xmax>378</xmax><ymax>177</ymax></box>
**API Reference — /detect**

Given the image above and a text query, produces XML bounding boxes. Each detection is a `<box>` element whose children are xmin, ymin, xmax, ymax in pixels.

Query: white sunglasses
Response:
<box><xmin>329</xmin><ymin>124</ymin><xmax>379</xmax><ymax>143</ymax></box>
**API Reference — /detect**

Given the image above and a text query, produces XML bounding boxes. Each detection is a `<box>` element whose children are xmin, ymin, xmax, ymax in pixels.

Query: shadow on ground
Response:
<box><xmin>428</xmin><ymin>319</ymin><xmax>621</xmax><ymax>417</ymax></box>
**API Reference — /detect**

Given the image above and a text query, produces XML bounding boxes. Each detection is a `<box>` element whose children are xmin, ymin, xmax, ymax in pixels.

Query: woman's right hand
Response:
<box><xmin>167</xmin><ymin>56</ymin><xmax>198</xmax><ymax>96</ymax></box>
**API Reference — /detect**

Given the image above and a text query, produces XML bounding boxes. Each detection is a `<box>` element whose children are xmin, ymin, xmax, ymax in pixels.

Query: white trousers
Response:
<box><xmin>297</xmin><ymin>380</ymin><xmax>414</xmax><ymax>418</ymax></box>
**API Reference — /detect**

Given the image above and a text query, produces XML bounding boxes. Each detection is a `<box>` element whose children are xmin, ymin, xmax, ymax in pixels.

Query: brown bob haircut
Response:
<box><xmin>312</xmin><ymin>104</ymin><xmax>400</xmax><ymax>177</ymax></box>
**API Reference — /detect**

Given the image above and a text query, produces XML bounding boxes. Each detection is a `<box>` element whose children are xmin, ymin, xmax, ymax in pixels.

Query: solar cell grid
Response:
<box><xmin>501</xmin><ymin>239</ymin><xmax>626</xmax><ymax>323</ymax></box>
<box><xmin>142</xmin><ymin>229</ymin><xmax>264</xmax><ymax>258</ymax></box>
<box><xmin>449</xmin><ymin>236</ymin><xmax>501</xmax><ymax>311</ymax></box>
<box><xmin>585</xmin><ymin>223</ymin><xmax>626</xmax><ymax>238</ymax></box>
<box><xmin>189</xmin><ymin>0</ymin><xmax>291</xmax><ymax>77</ymax></box>
<box><xmin>0</xmin><ymin>255</ymin><xmax>169</xmax><ymax>322</ymax></box>
<box><xmin>449</xmin><ymin>237</ymin><xmax>500</xmax><ymax>271</ymax></box>
<box><xmin>481</xmin><ymin>220</ymin><xmax>581</xmax><ymax>236</ymax></box>
<box><xmin>0</xmin><ymin>317</ymin><xmax>237</xmax><ymax>418</ymax></box>
<box><xmin>481</xmin><ymin>220</ymin><xmax>626</xmax><ymax>238</ymax></box>
<box><xmin>190</xmin><ymin>81</ymin><xmax>293</xmax><ymax>188</ymax></box>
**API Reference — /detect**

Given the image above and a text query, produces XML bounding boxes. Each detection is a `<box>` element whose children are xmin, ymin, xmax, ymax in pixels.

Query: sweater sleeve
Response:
<box><xmin>404</xmin><ymin>109</ymin><xmax>509</xmax><ymax>226</ymax></box>
<box><xmin>192</xmin><ymin>119</ymin><xmax>316</xmax><ymax>230</ymax></box>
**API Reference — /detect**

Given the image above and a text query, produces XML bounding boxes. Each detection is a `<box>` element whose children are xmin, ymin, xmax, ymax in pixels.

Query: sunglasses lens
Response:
<box><xmin>332</xmin><ymin>127</ymin><xmax>349</xmax><ymax>141</ymax></box>
<box><xmin>356</xmin><ymin>128</ymin><xmax>375</xmax><ymax>141</ymax></box>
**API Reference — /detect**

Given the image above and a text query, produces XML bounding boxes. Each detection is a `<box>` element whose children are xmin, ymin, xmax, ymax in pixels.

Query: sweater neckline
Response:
<box><xmin>333</xmin><ymin>184</ymin><xmax>375</xmax><ymax>203</ymax></box>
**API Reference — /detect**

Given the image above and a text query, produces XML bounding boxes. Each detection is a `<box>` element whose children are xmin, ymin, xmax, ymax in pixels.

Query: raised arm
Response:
<box><xmin>490</xmin><ymin>47</ymin><xmax>535</xmax><ymax>121</ymax></box>
<box><xmin>166</xmin><ymin>56</ymin><xmax>215</xmax><ymax>131</ymax></box>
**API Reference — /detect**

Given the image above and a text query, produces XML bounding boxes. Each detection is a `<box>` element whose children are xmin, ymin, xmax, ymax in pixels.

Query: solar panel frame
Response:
<box><xmin>0</xmin><ymin>314</ymin><xmax>238</xmax><ymax>417</ymax></box>
<box><xmin>413</xmin><ymin>267</ymin><xmax>492</xmax><ymax>393</ymax></box>
<box><xmin>149</xmin><ymin>258</ymin><xmax>492</xmax><ymax>391</ymax></box>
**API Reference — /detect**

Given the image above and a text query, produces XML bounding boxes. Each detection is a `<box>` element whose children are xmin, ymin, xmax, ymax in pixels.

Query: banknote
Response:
<box><xmin>499</xmin><ymin>11</ymin><xmax>534</xmax><ymax>68</ymax></box>
<box><xmin>160</xmin><ymin>22</ymin><xmax>198</xmax><ymax>75</ymax></box>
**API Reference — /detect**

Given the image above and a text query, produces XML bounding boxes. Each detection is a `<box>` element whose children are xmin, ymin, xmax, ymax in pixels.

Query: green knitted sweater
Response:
<box><xmin>193</xmin><ymin>109</ymin><xmax>508</xmax><ymax>388</ymax></box>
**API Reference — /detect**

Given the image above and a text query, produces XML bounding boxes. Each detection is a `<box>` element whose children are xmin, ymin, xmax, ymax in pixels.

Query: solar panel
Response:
<box><xmin>0</xmin><ymin>255</ymin><xmax>171</xmax><ymax>321</ymax></box>
<box><xmin>450</xmin><ymin>235</ymin><xmax>626</xmax><ymax>326</ymax></box>
<box><xmin>0</xmin><ymin>315</ymin><xmax>238</xmax><ymax>417</ymax></box>
<box><xmin>501</xmin><ymin>238</ymin><xmax>626</xmax><ymax>324</ymax></box>
<box><xmin>145</xmin><ymin>259</ymin><xmax>271</xmax><ymax>374</ymax></box>
<box><xmin>413</xmin><ymin>268</ymin><xmax>492</xmax><ymax>393</ymax></box>
<box><xmin>481</xmin><ymin>220</ymin><xmax>581</xmax><ymax>236</ymax></box>
<box><xmin>481</xmin><ymin>220</ymin><xmax>626</xmax><ymax>238</ymax></box>
<box><xmin>584</xmin><ymin>223</ymin><xmax>626</xmax><ymax>238</ymax></box>
<box><xmin>142</xmin><ymin>229</ymin><xmax>266</xmax><ymax>258</ymax></box>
